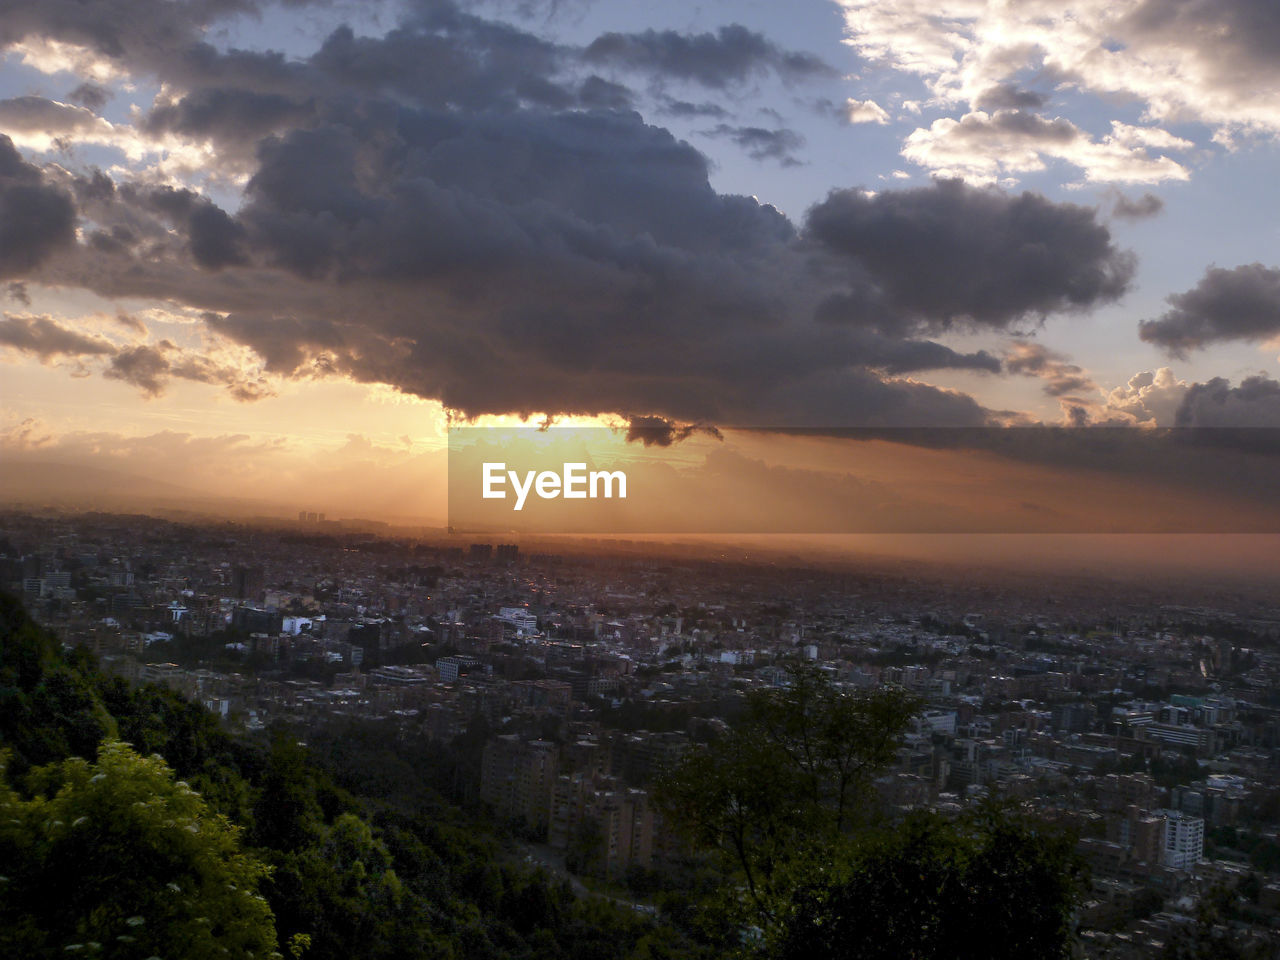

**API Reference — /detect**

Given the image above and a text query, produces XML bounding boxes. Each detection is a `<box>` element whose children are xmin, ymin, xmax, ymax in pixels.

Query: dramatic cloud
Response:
<box><xmin>1071</xmin><ymin>368</ymin><xmax>1280</xmax><ymax>434</ymax></box>
<box><xmin>1140</xmin><ymin>263</ymin><xmax>1280</xmax><ymax>354</ymax></box>
<box><xmin>1004</xmin><ymin>342</ymin><xmax>1097</xmax><ymax>396</ymax></box>
<box><xmin>0</xmin><ymin>135</ymin><xmax>76</xmax><ymax>278</ymax></box>
<box><xmin>1099</xmin><ymin>368</ymin><xmax>1190</xmax><ymax>425</ymax></box>
<box><xmin>1176</xmin><ymin>374</ymin><xmax>1280</xmax><ymax>427</ymax></box>
<box><xmin>656</xmin><ymin>96</ymin><xmax>728</xmax><ymax>119</ymax></box>
<box><xmin>104</xmin><ymin>340</ymin><xmax>274</xmax><ymax>400</ymax></box>
<box><xmin>103</xmin><ymin>343</ymin><xmax>170</xmax><ymax>395</ymax></box>
<box><xmin>583</xmin><ymin>24</ymin><xmax>833</xmax><ymax>88</ymax></box>
<box><xmin>0</xmin><ymin>309</ymin><xmax>268</xmax><ymax>400</ymax></box>
<box><xmin>0</xmin><ymin>0</ymin><xmax>1146</xmax><ymax>430</ymax></box>
<box><xmin>805</xmin><ymin>179</ymin><xmax>1135</xmax><ymax>331</ymax></box>
<box><xmin>837</xmin><ymin>0</ymin><xmax>1280</xmax><ymax>183</ymax></box>
<box><xmin>67</xmin><ymin>82</ymin><xmax>110</xmax><ymax>111</ymax></box>
<box><xmin>838</xmin><ymin>0</ymin><xmax>1280</xmax><ymax>138</ymax></box>
<box><xmin>0</xmin><ymin>95</ymin><xmax>108</xmax><ymax>139</ymax></box>
<box><xmin>624</xmin><ymin>416</ymin><xmax>721</xmax><ymax>447</ymax></box>
<box><xmin>577</xmin><ymin>76</ymin><xmax>634</xmax><ymax>111</ymax></box>
<box><xmin>0</xmin><ymin>314</ymin><xmax>115</xmax><ymax>359</ymax></box>
<box><xmin>703</xmin><ymin>124</ymin><xmax>803</xmax><ymax>164</ymax></box>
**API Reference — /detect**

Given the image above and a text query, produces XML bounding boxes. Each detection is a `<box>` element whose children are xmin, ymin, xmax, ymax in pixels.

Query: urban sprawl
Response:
<box><xmin>7</xmin><ymin>509</ymin><xmax>1280</xmax><ymax>958</ymax></box>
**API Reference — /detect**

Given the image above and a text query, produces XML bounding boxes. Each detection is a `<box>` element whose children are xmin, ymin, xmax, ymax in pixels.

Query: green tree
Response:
<box><xmin>0</xmin><ymin>740</ymin><xmax>277</xmax><ymax>960</ymax></box>
<box><xmin>658</xmin><ymin>665</ymin><xmax>920</xmax><ymax>927</ymax></box>
<box><xmin>773</xmin><ymin>804</ymin><xmax>1084</xmax><ymax>960</ymax></box>
<box><xmin>659</xmin><ymin>667</ymin><xmax>1084</xmax><ymax>958</ymax></box>
<box><xmin>269</xmin><ymin>813</ymin><xmax>413</xmax><ymax>960</ymax></box>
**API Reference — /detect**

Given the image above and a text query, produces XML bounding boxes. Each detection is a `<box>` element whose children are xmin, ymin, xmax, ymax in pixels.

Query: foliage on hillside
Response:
<box><xmin>658</xmin><ymin>664</ymin><xmax>1086</xmax><ymax>958</ymax></box>
<box><xmin>1</xmin><ymin>593</ymin><xmax>1089</xmax><ymax>960</ymax></box>
<box><xmin>0</xmin><ymin>593</ymin><xmax>702</xmax><ymax>960</ymax></box>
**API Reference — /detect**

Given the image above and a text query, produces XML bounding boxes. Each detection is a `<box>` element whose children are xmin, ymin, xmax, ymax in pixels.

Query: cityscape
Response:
<box><xmin>4</xmin><ymin>0</ymin><xmax>1280</xmax><ymax>954</ymax></box>
<box><xmin>7</xmin><ymin>507</ymin><xmax>1280</xmax><ymax>956</ymax></box>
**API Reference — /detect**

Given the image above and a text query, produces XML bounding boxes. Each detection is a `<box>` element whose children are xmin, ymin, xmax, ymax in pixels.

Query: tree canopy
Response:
<box><xmin>775</xmin><ymin>804</ymin><xmax>1083</xmax><ymax>960</ymax></box>
<box><xmin>658</xmin><ymin>664</ymin><xmax>1084</xmax><ymax>959</ymax></box>
<box><xmin>0</xmin><ymin>741</ymin><xmax>277</xmax><ymax>960</ymax></box>
<box><xmin>659</xmin><ymin>666</ymin><xmax>920</xmax><ymax>922</ymax></box>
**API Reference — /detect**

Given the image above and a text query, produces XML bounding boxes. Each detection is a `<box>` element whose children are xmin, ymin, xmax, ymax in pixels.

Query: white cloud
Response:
<box><xmin>838</xmin><ymin>0</ymin><xmax>1280</xmax><ymax>183</ymax></box>
<box><xmin>839</xmin><ymin>0</ymin><xmax>1280</xmax><ymax>131</ymax></box>
<box><xmin>901</xmin><ymin>110</ymin><xmax>1191</xmax><ymax>184</ymax></box>
<box><xmin>1099</xmin><ymin>367</ymin><xmax>1190</xmax><ymax>425</ymax></box>
<box><xmin>845</xmin><ymin>97</ymin><xmax>890</xmax><ymax>124</ymax></box>
<box><xmin>0</xmin><ymin>94</ymin><xmax>225</xmax><ymax>187</ymax></box>
<box><xmin>8</xmin><ymin>38</ymin><xmax>125</xmax><ymax>85</ymax></box>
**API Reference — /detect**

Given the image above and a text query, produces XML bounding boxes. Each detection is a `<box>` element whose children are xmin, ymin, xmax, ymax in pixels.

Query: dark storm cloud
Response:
<box><xmin>1140</xmin><ymin>263</ymin><xmax>1280</xmax><ymax>354</ymax></box>
<box><xmin>237</xmin><ymin>110</ymin><xmax>796</xmax><ymax>281</ymax></box>
<box><xmin>0</xmin><ymin>96</ymin><xmax>102</xmax><ymax>135</ymax></box>
<box><xmin>704</xmin><ymin>124</ymin><xmax>803</xmax><ymax>164</ymax></box>
<box><xmin>104</xmin><ymin>344</ymin><xmax>170</xmax><ymax>395</ymax></box>
<box><xmin>67</xmin><ymin>82</ymin><xmax>111</xmax><ymax>111</ymax></box>
<box><xmin>311</xmin><ymin>17</ymin><xmax>570</xmax><ymax>111</ymax></box>
<box><xmin>936</xmin><ymin>109</ymin><xmax>1079</xmax><ymax>145</ymax></box>
<box><xmin>625</xmin><ymin>416</ymin><xmax>721</xmax><ymax>447</ymax></box>
<box><xmin>859</xmin><ymin>336</ymin><xmax>1000</xmax><ymax>375</ymax></box>
<box><xmin>1122</xmin><ymin>0</ymin><xmax>1280</xmax><ymax>84</ymax></box>
<box><xmin>141</xmin><ymin>88</ymin><xmax>313</xmax><ymax>148</ymax></box>
<box><xmin>1111</xmin><ymin>192</ymin><xmax>1164</xmax><ymax>221</ymax></box>
<box><xmin>0</xmin><ymin>135</ymin><xmax>76</xmax><ymax>279</ymax></box>
<box><xmin>188</xmin><ymin>203</ymin><xmax>249</xmax><ymax>270</ymax></box>
<box><xmin>0</xmin><ymin>314</ymin><xmax>114</xmax><ymax>358</ymax></box>
<box><xmin>583</xmin><ymin>25</ymin><xmax>834</xmax><ymax>88</ymax></box>
<box><xmin>117</xmin><ymin>183</ymin><xmax>250</xmax><ymax>269</ymax></box>
<box><xmin>1004</xmin><ymin>342</ymin><xmax>1096</xmax><ymax>396</ymax></box>
<box><xmin>88</xmin><ymin>225</ymin><xmax>139</xmax><ymax>256</ymax></box>
<box><xmin>205</xmin><ymin>312</ymin><xmax>348</xmax><ymax>373</ymax></box>
<box><xmin>1</xmin><ymin>0</ymin><xmax>1139</xmax><ymax>429</ymax></box>
<box><xmin>810</xmin><ymin>307</ymin><xmax>1003</xmax><ymax>373</ymax></box>
<box><xmin>577</xmin><ymin>76</ymin><xmax>633</xmax><ymax>111</ymax></box>
<box><xmin>1175</xmin><ymin>374</ymin><xmax>1280</xmax><ymax>426</ymax></box>
<box><xmin>805</xmin><ymin>179</ymin><xmax>1135</xmax><ymax>332</ymax></box>
<box><xmin>658</xmin><ymin>97</ymin><xmax>729</xmax><ymax>119</ymax></box>
<box><xmin>0</xmin><ymin>0</ymin><xmax>257</xmax><ymax>78</ymax></box>
<box><xmin>104</xmin><ymin>340</ymin><xmax>273</xmax><ymax>399</ymax></box>
<box><xmin>0</xmin><ymin>308</ymin><xmax>269</xmax><ymax>399</ymax></box>
<box><xmin>972</xmin><ymin>84</ymin><xmax>1048</xmax><ymax>111</ymax></box>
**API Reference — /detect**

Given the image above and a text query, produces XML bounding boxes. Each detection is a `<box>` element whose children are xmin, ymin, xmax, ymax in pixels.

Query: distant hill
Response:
<box><xmin>0</xmin><ymin>459</ymin><xmax>285</xmax><ymax>516</ymax></box>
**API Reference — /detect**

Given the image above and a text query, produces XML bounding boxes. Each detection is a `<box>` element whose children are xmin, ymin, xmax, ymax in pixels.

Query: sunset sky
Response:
<box><xmin>3</xmin><ymin>0</ymin><xmax>1280</xmax><ymax>533</ymax></box>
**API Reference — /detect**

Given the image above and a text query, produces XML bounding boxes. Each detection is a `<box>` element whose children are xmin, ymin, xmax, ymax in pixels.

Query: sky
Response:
<box><xmin>2</xmin><ymin>0</ymin><xmax>1280</xmax><ymax>538</ymax></box>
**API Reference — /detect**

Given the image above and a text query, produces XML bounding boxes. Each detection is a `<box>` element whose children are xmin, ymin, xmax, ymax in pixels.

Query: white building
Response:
<box><xmin>1159</xmin><ymin>810</ymin><xmax>1204</xmax><ymax>869</ymax></box>
<box><xmin>498</xmin><ymin>607</ymin><xmax>539</xmax><ymax>636</ymax></box>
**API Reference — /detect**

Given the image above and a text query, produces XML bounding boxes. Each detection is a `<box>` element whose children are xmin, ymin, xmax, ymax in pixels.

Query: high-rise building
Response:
<box><xmin>548</xmin><ymin>772</ymin><xmax>655</xmax><ymax>876</ymax></box>
<box><xmin>231</xmin><ymin>565</ymin><xmax>264</xmax><ymax>601</ymax></box>
<box><xmin>1159</xmin><ymin>810</ymin><xmax>1204</xmax><ymax>869</ymax></box>
<box><xmin>480</xmin><ymin>736</ymin><xmax>559</xmax><ymax>836</ymax></box>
